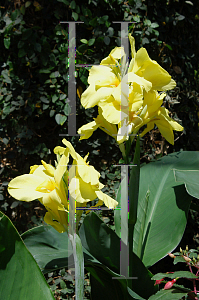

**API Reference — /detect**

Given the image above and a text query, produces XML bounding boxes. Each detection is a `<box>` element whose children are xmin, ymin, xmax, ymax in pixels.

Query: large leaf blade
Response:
<box><xmin>0</xmin><ymin>211</ymin><xmax>55</xmax><ymax>300</ymax></box>
<box><xmin>79</xmin><ymin>212</ymin><xmax>157</xmax><ymax>299</ymax></box>
<box><xmin>174</xmin><ymin>169</ymin><xmax>199</xmax><ymax>199</ymax></box>
<box><xmin>133</xmin><ymin>151</ymin><xmax>196</xmax><ymax>267</ymax></box>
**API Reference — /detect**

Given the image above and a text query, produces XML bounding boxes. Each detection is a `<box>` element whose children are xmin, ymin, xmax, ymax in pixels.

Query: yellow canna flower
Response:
<box><xmin>8</xmin><ymin>158</ymin><xmax>69</xmax><ymax>233</ymax></box>
<box><xmin>8</xmin><ymin>140</ymin><xmax>118</xmax><ymax>232</ymax></box>
<box><xmin>78</xmin><ymin>107</ymin><xmax>118</xmax><ymax>142</ymax></box>
<box><xmin>56</xmin><ymin>139</ymin><xmax>118</xmax><ymax>209</ymax></box>
<box><xmin>78</xmin><ymin>34</ymin><xmax>182</xmax><ymax>145</ymax></box>
<box><xmin>80</xmin><ymin>34</ymin><xmax>175</xmax><ymax>124</ymax></box>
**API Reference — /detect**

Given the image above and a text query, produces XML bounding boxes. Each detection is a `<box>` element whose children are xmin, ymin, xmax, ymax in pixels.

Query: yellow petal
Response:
<box><xmin>8</xmin><ymin>174</ymin><xmax>46</xmax><ymax>201</ymax></box>
<box><xmin>78</xmin><ymin>121</ymin><xmax>100</xmax><ymax>140</ymax></box>
<box><xmin>36</xmin><ymin>179</ymin><xmax>56</xmax><ymax>193</ymax></box>
<box><xmin>62</xmin><ymin>139</ymin><xmax>78</xmax><ymax>161</ymax></box>
<box><xmin>128</xmin><ymin>34</ymin><xmax>136</xmax><ymax>58</ymax></box>
<box><xmin>31</xmin><ymin>165</ymin><xmax>50</xmax><ymax>179</ymax></box>
<box><xmin>134</xmin><ymin>48</ymin><xmax>172</xmax><ymax>90</ymax></box>
<box><xmin>54</xmin><ymin>149</ymin><xmax>69</xmax><ymax>188</ymax></box>
<box><xmin>129</xmin><ymin>82</ymin><xmax>144</xmax><ymax>112</ymax></box>
<box><xmin>44</xmin><ymin>211</ymin><xmax>66</xmax><ymax>233</ymax></box>
<box><xmin>140</xmin><ymin>122</ymin><xmax>154</xmax><ymax>137</ymax></box>
<box><xmin>127</xmin><ymin>72</ymin><xmax>152</xmax><ymax>92</ymax></box>
<box><xmin>100</xmin><ymin>47</ymin><xmax>125</xmax><ymax>65</ymax></box>
<box><xmin>159</xmin><ymin>79</ymin><xmax>176</xmax><ymax>91</ymax></box>
<box><xmin>155</xmin><ymin>118</ymin><xmax>174</xmax><ymax>145</ymax></box>
<box><xmin>41</xmin><ymin>160</ymin><xmax>55</xmax><ymax>177</ymax></box>
<box><xmin>95</xmin><ymin>108</ymin><xmax>118</xmax><ymax>138</ymax></box>
<box><xmin>159</xmin><ymin>107</ymin><xmax>184</xmax><ymax>131</ymax></box>
<box><xmin>95</xmin><ymin>190</ymin><xmax>118</xmax><ymax>209</ymax></box>
<box><xmin>69</xmin><ymin>177</ymin><xmax>97</xmax><ymax>203</ymax></box>
<box><xmin>54</xmin><ymin>146</ymin><xmax>65</xmax><ymax>155</ymax></box>
<box><xmin>99</xmin><ymin>97</ymin><xmax>121</xmax><ymax>124</ymax></box>
<box><xmin>78</xmin><ymin>164</ymin><xmax>100</xmax><ymax>186</ymax></box>
<box><xmin>30</xmin><ymin>165</ymin><xmax>39</xmax><ymax>174</ymax></box>
<box><xmin>88</xmin><ymin>65</ymin><xmax>114</xmax><ymax>85</ymax></box>
<box><xmin>81</xmin><ymin>84</ymin><xmax>97</xmax><ymax>108</ymax></box>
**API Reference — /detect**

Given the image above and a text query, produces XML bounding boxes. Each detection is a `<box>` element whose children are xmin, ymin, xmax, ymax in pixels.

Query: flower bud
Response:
<box><xmin>186</xmin><ymin>245</ymin><xmax>189</xmax><ymax>251</ymax></box>
<box><xmin>164</xmin><ymin>279</ymin><xmax>176</xmax><ymax>290</ymax></box>
<box><xmin>180</xmin><ymin>247</ymin><xmax>183</xmax><ymax>253</ymax></box>
<box><xmin>183</xmin><ymin>255</ymin><xmax>191</xmax><ymax>263</ymax></box>
<box><xmin>168</xmin><ymin>253</ymin><xmax>176</xmax><ymax>259</ymax></box>
<box><xmin>154</xmin><ymin>278</ymin><xmax>164</xmax><ymax>285</ymax></box>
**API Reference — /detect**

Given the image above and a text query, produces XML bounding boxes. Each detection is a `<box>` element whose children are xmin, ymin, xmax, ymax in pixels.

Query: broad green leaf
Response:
<box><xmin>174</xmin><ymin>169</ymin><xmax>199</xmax><ymax>200</ymax></box>
<box><xmin>22</xmin><ymin>225</ymin><xmax>73</xmax><ymax>273</ymax></box>
<box><xmin>22</xmin><ymin>224</ymin><xmax>99</xmax><ymax>274</ymax></box>
<box><xmin>0</xmin><ymin>212</ymin><xmax>55</xmax><ymax>300</ymax></box>
<box><xmin>152</xmin><ymin>271</ymin><xmax>197</xmax><ymax>280</ymax></box>
<box><xmin>79</xmin><ymin>212</ymin><xmax>157</xmax><ymax>299</ymax></box>
<box><xmin>86</xmin><ymin>262</ymin><xmax>134</xmax><ymax>300</ymax></box>
<box><xmin>148</xmin><ymin>285</ymin><xmax>192</xmax><ymax>300</ymax></box>
<box><xmin>133</xmin><ymin>151</ymin><xmax>195</xmax><ymax>267</ymax></box>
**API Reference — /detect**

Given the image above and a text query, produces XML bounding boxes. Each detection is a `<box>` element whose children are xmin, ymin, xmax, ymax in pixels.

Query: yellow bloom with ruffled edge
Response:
<box><xmin>80</xmin><ymin>34</ymin><xmax>176</xmax><ymax>127</ymax></box>
<box><xmin>131</xmin><ymin>90</ymin><xmax>183</xmax><ymax>145</ymax></box>
<box><xmin>8</xmin><ymin>152</ymin><xmax>69</xmax><ymax>233</ymax></box>
<box><xmin>139</xmin><ymin>91</ymin><xmax>183</xmax><ymax>145</ymax></box>
<box><xmin>54</xmin><ymin>139</ymin><xmax>118</xmax><ymax>210</ymax></box>
<box><xmin>78</xmin><ymin>89</ymin><xmax>183</xmax><ymax>145</ymax></box>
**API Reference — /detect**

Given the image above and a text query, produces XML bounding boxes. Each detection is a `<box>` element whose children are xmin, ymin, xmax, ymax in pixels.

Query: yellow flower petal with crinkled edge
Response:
<box><xmin>62</xmin><ymin>140</ymin><xmax>100</xmax><ymax>186</ymax></box>
<box><xmin>62</xmin><ymin>139</ymin><xmax>78</xmax><ymax>161</ymax></box>
<box><xmin>140</xmin><ymin>122</ymin><xmax>154</xmax><ymax>138</ymax></box>
<box><xmin>133</xmin><ymin>48</ymin><xmax>174</xmax><ymax>90</ymax></box>
<box><xmin>100</xmin><ymin>47</ymin><xmax>125</xmax><ymax>65</ymax></box>
<box><xmin>99</xmin><ymin>96</ymin><xmax>121</xmax><ymax>124</ymax></box>
<box><xmin>69</xmin><ymin>177</ymin><xmax>97</xmax><ymax>203</ymax></box>
<box><xmin>158</xmin><ymin>79</ymin><xmax>176</xmax><ymax>91</ymax></box>
<box><xmin>81</xmin><ymin>85</ymin><xmax>113</xmax><ymax>109</ymax></box>
<box><xmin>54</xmin><ymin>146</ymin><xmax>65</xmax><ymax>155</ymax></box>
<box><xmin>129</xmin><ymin>82</ymin><xmax>144</xmax><ymax>112</ymax></box>
<box><xmin>126</xmin><ymin>72</ymin><xmax>152</xmax><ymax>93</ymax></box>
<box><xmin>88</xmin><ymin>65</ymin><xmax>115</xmax><ymax>85</ymax></box>
<box><xmin>78</xmin><ymin>120</ymin><xmax>100</xmax><ymax>140</ymax></box>
<box><xmin>95</xmin><ymin>108</ymin><xmax>118</xmax><ymax>138</ymax></box>
<box><xmin>31</xmin><ymin>165</ymin><xmax>50</xmax><ymax>179</ymax></box>
<box><xmin>41</xmin><ymin>160</ymin><xmax>55</xmax><ymax>177</ymax></box>
<box><xmin>36</xmin><ymin>179</ymin><xmax>56</xmax><ymax>193</ymax></box>
<box><xmin>41</xmin><ymin>190</ymin><xmax>63</xmax><ymax>215</ymax></box>
<box><xmin>159</xmin><ymin>107</ymin><xmax>184</xmax><ymax>131</ymax></box>
<box><xmin>142</xmin><ymin>91</ymin><xmax>165</xmax><ymax>119</ymax></box>
<box><xmin>78</xmin><ymin>163</ymin><xmax>100</xmax><ymax>186</ymax></box>
<box><xmin>128</xmin><ymin>34</ymin><xmax>136</xmax><ymax>58</ymax></box>
<box><xmin>54</xmin><ymin>148</ymin><xmax>69</xmax><ymax>184</ymax></box>
<box><xmin>44</xmin><ymin>211</ymin><xmax>66</xmax><ymax>233</ymax></box>
<box><xmin>95</xmin><ymin>190</ymin><xmax>118</xmax><ymax>209</ymax></box>
<box><xmin>30</xmin><ymin>165</ymin><xmax>39</xmax><ymax>174</ymax></box>
<box><xmin>8</xmin><ymin>174</ymin><xmax>47</xmax><ymax>201</ymax></box>
<box><xmin>155</xmin><ymin>118</ymin><xmax>175</xmax><ymax>145</ymax></box>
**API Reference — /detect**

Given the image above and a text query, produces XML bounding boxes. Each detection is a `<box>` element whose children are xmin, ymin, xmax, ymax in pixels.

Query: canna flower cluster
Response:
<box><xmin>8</xmin><ymin>139</ymin><xmax>118</xmax><ymax>233</ymax></box>
<box><xmin>78</xmin><ymin>34</ymin><xmax>183</xmax><ymax>145</ymax></box>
